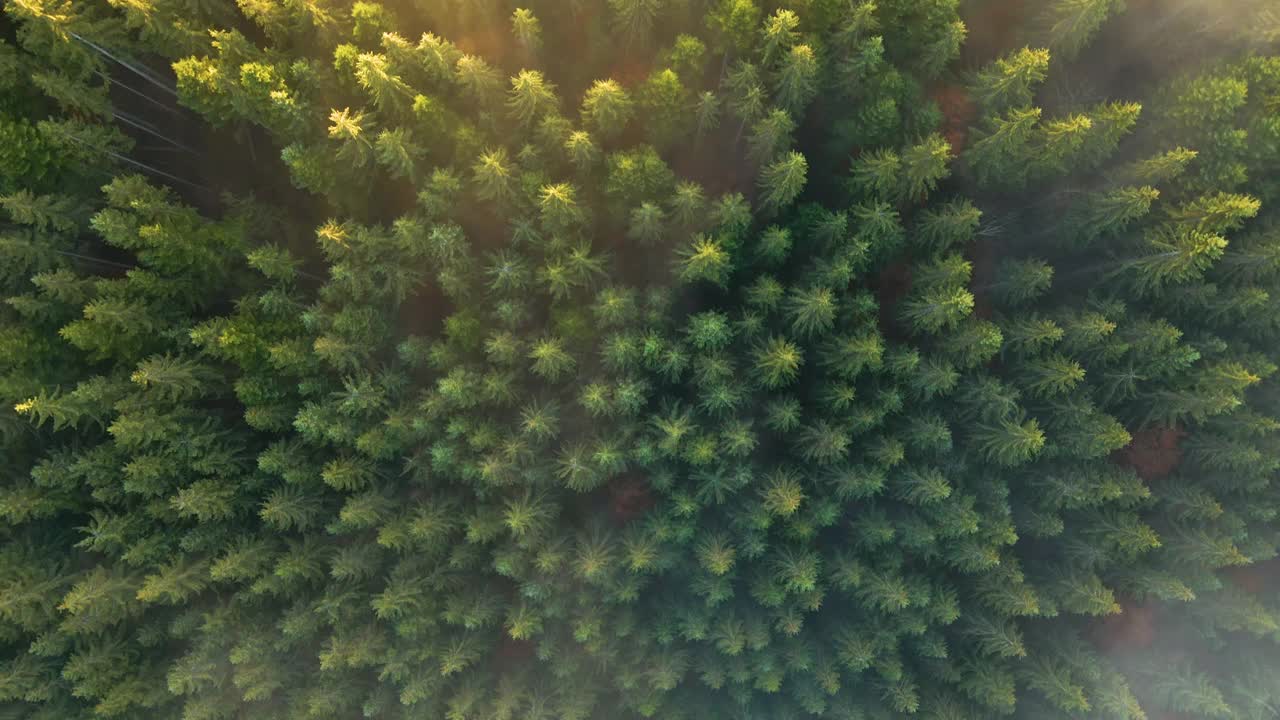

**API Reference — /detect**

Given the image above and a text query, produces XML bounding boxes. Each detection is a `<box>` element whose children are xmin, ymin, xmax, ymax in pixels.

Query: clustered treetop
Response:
<box><xmin>1</xmin><ymin>1</ymin><xmax>1280</xmax><ymax>720</ymax></box>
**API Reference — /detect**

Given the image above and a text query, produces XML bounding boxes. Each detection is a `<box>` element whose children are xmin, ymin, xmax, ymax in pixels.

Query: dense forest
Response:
<box><xmin>2</xmin><ymin>0</ymin><xmax>1280</xmax><ymax>718</ymax></box>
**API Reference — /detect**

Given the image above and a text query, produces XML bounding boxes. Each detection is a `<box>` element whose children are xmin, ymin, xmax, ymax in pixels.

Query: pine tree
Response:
<box><xmin>972</xmin><ymin>413</ymin><xmax>1047</xmax><ymax>466</ymax></box>
<box><xmin>581</xmin><ymin>79</ymin><xmax>634</xmax><ymax>139</ymax></box>
<box><xmin>966</xmin><ymin>106</ymin><xmax>1042</xmax><ymax>188</ymax></box>
<box><xmin>752</xmin><ymin>336</ymin><xmax>804</xmax><ymax>389</ymax></box>
<box><xmin>746</xmin><ymin>108</ymin><xmax>795</xmax><ymax>164</ymax></box>
<box><xmin>902</xmin><ymin>133</ymin><xmax>953</xmax><ymax>203</ymax></box>
<box><xmin>758</xmin><ymin>151</ymin><xmax>808</xmax><ymax>211</ymax></box>
<box><xmin>1036</xmin><ymin>0</ymin><xmax>1125</xmax><ymax>60</ymax></box>
<box><xmin>508</xmin><ymin>70</ymin><xmax>558</xmax><ymax>126</ymax></box>
<box><xmin>706</xmin><ymin>0</ymin><xmax>763</xmax><ymax>57</ymax></box>
<box><xmin>3</xmin><ymin>4</ymin><xmax>1280</xmax><ymax>720</ymax></box>
<box><xmin>971</xmin><ymin>47</ymin><xmax>1051</xmax><ymax>114</ymax></box>
<box><xmin>511</xmin><ymin>8</ymin><xmax>544</xmax><ymax>57</ymax></box>
<box><xmin>776</xmin><ymin>44</ymin><xmax>819</xmax><ymax>116</ymax></box>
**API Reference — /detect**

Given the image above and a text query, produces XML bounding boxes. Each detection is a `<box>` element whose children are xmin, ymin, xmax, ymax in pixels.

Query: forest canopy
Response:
<box><xmin>2</xmin><ymin>0</ymin><xmax>1280</xmax><ymax>719</ymax></box>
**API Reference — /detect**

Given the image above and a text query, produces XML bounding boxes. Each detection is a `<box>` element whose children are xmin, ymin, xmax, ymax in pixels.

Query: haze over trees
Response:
<box><xmin>1</xmin><ymin>1</ymin><xmax>1280</xmax><ymax>719</ymax></box>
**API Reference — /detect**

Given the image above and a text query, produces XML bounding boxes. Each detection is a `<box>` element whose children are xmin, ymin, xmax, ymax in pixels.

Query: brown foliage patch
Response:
<box><xmin>1113</xmin><ymin>426</ymin><xmax>1186</xmax><ymax>481</ymax></box>
<box><xmin>931</xmin><ymin>84</ymin><xmax>977</xmax><ymax>155</ymax></box>
<box><xmin>1224</xmin><ymin>557</ymin><xmax>1280</xmax><ymax>595</ymax></box>
<box><xmin>876</xmin><ymin>259</ymin><xmax>914</xmax><ymax>340</ymax></box>
<box><xmin>453</xmin><ymin>23</ymin><xmax>510</xmax><ymax>67</ymax></box>
<box><xmin>960</xmin><ymin>0</ymin><xmax>1030</xmax><ymax>65</ymax></box>
<box><xmin>609</xmin><ymin>473</ymin><xmax>655</xmax><ymax>525</ymax></box>
<box><xmin>1091</xmin><ymin>599</ymin><xmax>1157</xmax><ymax>654</ymax></box>
<box><xmin>608</xmin><ymin>57</ymin><xmax>655</xmax><ymax>88</ymax></box>
<box><xmin>491</xmin><ymin>636</ymin><xmax>536</xmax><ymax>673</ymax></box>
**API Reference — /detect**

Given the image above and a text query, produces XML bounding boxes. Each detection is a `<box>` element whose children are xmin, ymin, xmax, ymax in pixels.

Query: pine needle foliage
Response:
<box><xmin>1</xmin><ymin>2</ymin><xmax>1279</xmax><ymax>720</ymax></box>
